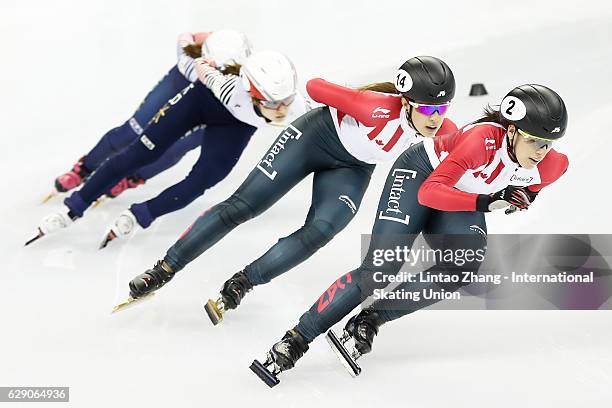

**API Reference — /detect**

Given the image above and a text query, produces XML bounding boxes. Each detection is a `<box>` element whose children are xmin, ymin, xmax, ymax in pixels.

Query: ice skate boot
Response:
<box><xmin>326</xmin><ymin>309</ymin><xmax>383</xmax><ymax>377</ymax></box>
<box><xmin>108</xmin><ymin>175</ymin><xmax>146</xmax><ymax>198</ymax></box>
<box><xmin>99</xmin><ymin>209</ymin><xmax>140</xmax><ymax>249</ymax></box>
<box><xmin>250</xmin><ymin>329</ymin><xmax>309</xmax><ymax>388</ymax></box>
<box><xmin>112</xmin><ymin>261</ymin><xmax>174</xmax><ymax>313</ymax></box>
<box><xmin>204</xmin><ymin>271</ymin><xmax>253</xmax><ymax>325</ymax></box>
<box><xmin>25</xmin><ymin>207</ymin><xmax>76</xmax><ymax>246</ymax></box>
<box><xmin>92</xmin><ymin>175</ymin><xmax>146</xmax><ymax>208</ymax></box>
<box><xmin>43</xmin><ymin>157</ymin><xmax>92</xmax><ymax>203</ymax></box>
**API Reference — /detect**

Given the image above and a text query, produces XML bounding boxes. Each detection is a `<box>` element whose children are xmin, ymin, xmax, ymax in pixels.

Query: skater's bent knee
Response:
<box><xmin>299</xmin><ymin>219</ymin><xmax>337</xmax><ymax>251</ymax></box>
<box><xmin>219</xmin><ymin>196</ymin><xmax>256</xmax><ymax>227</ymax></box>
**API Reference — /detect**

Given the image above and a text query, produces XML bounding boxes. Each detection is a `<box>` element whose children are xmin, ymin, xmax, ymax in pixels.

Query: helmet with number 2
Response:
<box><xmin>394</xmin><ymin>56</ymin><xmax>455</xmax><ymax>104</ymax></box>
<box><xmin>500</xmin><ymin>84</ymin><xmax>568</xmax><ymax>140</ymax></box>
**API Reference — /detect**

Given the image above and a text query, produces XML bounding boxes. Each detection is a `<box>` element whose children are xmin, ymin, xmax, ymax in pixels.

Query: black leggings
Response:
<box><xmin>164</xmin><ymin>107</ymin><xmax>375</xmax><ymax>285</ymax></box>
<box><xmin>296</xmin><ymin>143</ymin><xmax>487</xmax><ymax>343</ymax></box>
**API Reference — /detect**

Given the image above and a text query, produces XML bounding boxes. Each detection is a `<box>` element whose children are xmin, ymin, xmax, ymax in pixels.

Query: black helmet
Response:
<box><xmin>500</xmin><ymin>84</ymin><xmax>568</xmax><ymax>140</ymax></box>
<box><xmin>394</xmin><ymin>56</ymin><xmax>455</xmax><ymax>104</ymax></box>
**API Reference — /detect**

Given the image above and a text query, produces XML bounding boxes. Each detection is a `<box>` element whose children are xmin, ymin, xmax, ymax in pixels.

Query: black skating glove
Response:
<box><xmin>476</xmin><ymin>185</ymin><xmax>535</xmax><ymax>213</ymax></box>
<box><xmin>504</xmin><ymin>189</ymin><xmax>539</xmax><ymax>214</ymax></box>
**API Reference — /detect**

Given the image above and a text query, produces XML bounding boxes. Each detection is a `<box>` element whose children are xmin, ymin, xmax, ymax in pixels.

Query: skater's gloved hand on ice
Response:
<box><xmin>477</xmin><ymin>185</ymin><xmax>535</xmax><ymax>213</ymax></box>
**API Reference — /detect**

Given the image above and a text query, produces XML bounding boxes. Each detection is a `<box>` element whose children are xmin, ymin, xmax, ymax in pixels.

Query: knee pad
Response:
<box><xmin>218</xmin><ymin>196</ymin><xmax>255</xmax><ymax>227</ymax></box>
<box><xmin>298</xmin><ymin>219</ymin><xmax>337</xmax><ymax>252</ymax></box>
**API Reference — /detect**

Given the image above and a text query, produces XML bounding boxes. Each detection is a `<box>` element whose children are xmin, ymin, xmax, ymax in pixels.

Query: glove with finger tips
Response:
<box><xmin>476</xmin><ymin>185</ymin><xmax>533</xmax><ymax>212</ymax></box>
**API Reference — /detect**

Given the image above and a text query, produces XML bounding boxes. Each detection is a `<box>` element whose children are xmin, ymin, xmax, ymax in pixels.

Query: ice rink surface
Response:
<box><xmin>1</xmin><ymin>0</ymin><xmax>612</xmax><ymax>406</ymax></box>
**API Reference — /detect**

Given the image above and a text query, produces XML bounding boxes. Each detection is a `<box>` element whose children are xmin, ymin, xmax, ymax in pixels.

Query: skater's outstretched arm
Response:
<box><xmin>193</xmin><ymin>59</ymin><xmax>239</xmax><ymax>104</ymax></box>
<box><xmin>418</xmin><ymin>125</ymin><xmax>494</xmax><ymax>211</ymax></box>
<box><xmin>177</xmin><ymin>31</ymin><xmax>211</xmax><ymax>82</ymax></box>
<box><xmin>306</xmin><ymin>78</ymin><xmax>401</xmax><ymax>126</ymax></box>
<box><xmin>418</xmin><ymin>127</ymin><xmax>569</xmax><ymax>212</ymax></box>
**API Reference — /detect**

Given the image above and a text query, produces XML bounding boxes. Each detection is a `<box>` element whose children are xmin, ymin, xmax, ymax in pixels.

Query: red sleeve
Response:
<box><xmin>527</xmin><ymin>149</ymin><xmax>569</xmax><ymax>193</ymax></box>
<box><xmin>306</xmin><ymin>78</ymin><xmax>399</xmax><ymax>125</ymax></box>
<box><xmin>418</xmin><ymin>127</ymin><xmax>492</xmax><ymax>211</ymax></box>
<box><xmin>437</xmin><ymin>118</ymin><xmax>458</xmax><ymax>136</ymax></box>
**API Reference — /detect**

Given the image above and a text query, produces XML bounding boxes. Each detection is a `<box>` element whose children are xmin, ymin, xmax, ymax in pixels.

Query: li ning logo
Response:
<box><xmin>551</xmin><ymin>127</ymin><xmax>561</xmax><ymax>133</ymax></box>
<box><xmin>338</xmin><ymin>195</ymin><xmax>357</xmax><ymax>214</ymax></box>
<box><xmin>437</xmin><ymin>90</ymin><xmax>446</xmax><ymax>97</ymax></box>
<box><xmin>372</xmin><ymin>107</ymin><xmax>391</xmax><ymax>119</ymax></box>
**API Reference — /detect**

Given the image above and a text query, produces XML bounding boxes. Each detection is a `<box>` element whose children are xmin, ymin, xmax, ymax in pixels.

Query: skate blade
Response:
<box><xmin>41</xmin><ymin>190</ymin><xmax>58</xmax><ymax>204</ymax></box>
<box><xmin>250</xmin><ymin>359</ymin><xmax>280</xmax><ymax>388</ymax></box>
<box><xmin>204</xmin><ymin>299</ymin><xmax>223</xmax><ymax>325</ymax></box>
<box><xmin>24</xmin><ymin>228</ymin><xmax>45</xmax><ymax>246</ymax></box>
<box><xmin>91</xmin><ymin>196</ymin><xmax>108</xmax><ymax>209</ymax></box>
<box><xmin>99</xmin><ymin>230</ymin><xmax>117</xmax><ymax>250</ymax></box>
<box><xmin>326</xmin><ymin>329</ymin><xmax>361</xmax><ymax>377</ymax></box>
<box><xmin>111</xmin><ymin>293</ymin><xmax>155</xmax><ymax>313</ymax></box>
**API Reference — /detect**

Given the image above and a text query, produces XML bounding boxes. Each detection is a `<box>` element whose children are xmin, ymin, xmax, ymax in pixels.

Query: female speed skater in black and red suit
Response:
<box><xmin>251</xmin><ymin>83</ymin><xmax>569</xmax><ymax>387</ymax></box>
<box><xmin>121</xmin><ymin>57</ymin><xmax>460</xmax><ymax>319</ymax></box>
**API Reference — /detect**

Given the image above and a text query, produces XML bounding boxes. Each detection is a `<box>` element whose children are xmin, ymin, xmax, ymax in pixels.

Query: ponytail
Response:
<box><xmin>180</xmin><ymin>45</ymin><xmax>242</xmax><ymax>76</ymax></box>
<box><xmin>473</xmin><ymin>105</ymin><xmax>511</xmax><ymax>128</ymax></box>
<box><xmin>182</xmin><ymin>43</ymin><xmax>202</xmax><ymax>58</ymax></box>
<box><xmin>221</xmin><ymin>63</ymin><xmax>241</xmax><ymax>76</ymax></box>
<box><xmin>357</xmin><ymin>82</ymin><xmax>399</xmax><ymax>95</ymax></box>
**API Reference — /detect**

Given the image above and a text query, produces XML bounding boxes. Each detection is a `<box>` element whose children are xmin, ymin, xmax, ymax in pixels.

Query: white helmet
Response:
<box><xmin>240</xmin><ymin>50</ymin><xmax>297</xmax><ymax>104</ymax></box>
<box><xmin>201</xmin><ymin>29</ymin><xmax>252</xmax><ymax>68</ymax></box>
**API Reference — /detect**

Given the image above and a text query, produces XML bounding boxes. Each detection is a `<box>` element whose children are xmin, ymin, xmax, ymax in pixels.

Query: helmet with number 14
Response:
<box><xmin>394</xmin><ymin>56</ymin><xmax>456</xmax><ymax>137</ymax></box>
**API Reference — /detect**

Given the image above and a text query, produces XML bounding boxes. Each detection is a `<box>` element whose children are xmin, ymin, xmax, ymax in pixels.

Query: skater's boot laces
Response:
<box><xmin>129</xmin><ymin>261</ymin><xmax>173</xmax><ymax>298</ymax></box>
<box><xmin>347</xmin><ymin>310</ymin><xmax>382</xmax><ymax>355</ymax></box>
<box><xmin>276</xmin><ymin>330</ymin><xmax>308</xmax><ymax>360</ymax></box>
<box><xmin>147</xmin><ymin>261</ymin><xmax>174</xmax><ymax>285</ymax></box>
<box><xmin>221</xmin><ymin>271</ymin><xmax>253</xmax><ymax>309</ymax></box>
<box><xmin>274</xmin><ymin>341</ymin><xmax>292</xmax><ymax>357</ymax></box>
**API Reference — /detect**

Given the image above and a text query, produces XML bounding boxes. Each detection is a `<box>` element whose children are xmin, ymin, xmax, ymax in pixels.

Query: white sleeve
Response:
<box><xmin>176</xmin><ymin>33</ymin><xmax>198</xmax><ymax>82</ymax></box>
<box><xmin>194</xmin><ymin>58</ymin><xmax>239</xmax><ymax>106</ymax></box>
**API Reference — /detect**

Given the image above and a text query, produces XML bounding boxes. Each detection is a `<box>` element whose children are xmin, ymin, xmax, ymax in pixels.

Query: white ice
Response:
<box><xmin>1</xmin><ymin>1</ymin><xmax>611</xmax><ymax>407</ymax></box>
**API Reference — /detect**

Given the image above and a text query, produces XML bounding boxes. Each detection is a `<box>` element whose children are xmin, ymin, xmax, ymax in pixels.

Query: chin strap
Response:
<box><xmin>253</xmin><ymin>102</ymin><xmax>272</xmax><ymax>123</ymax></box>
<box><xmin>506</xmin><ymin>131</ymin><xmax>520</xmax><ymax>166</ymax></box>
<box><xmin>405</xmin><ymin>105</ymin><xmax>418</xmax><ymax>133</ymax></box>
